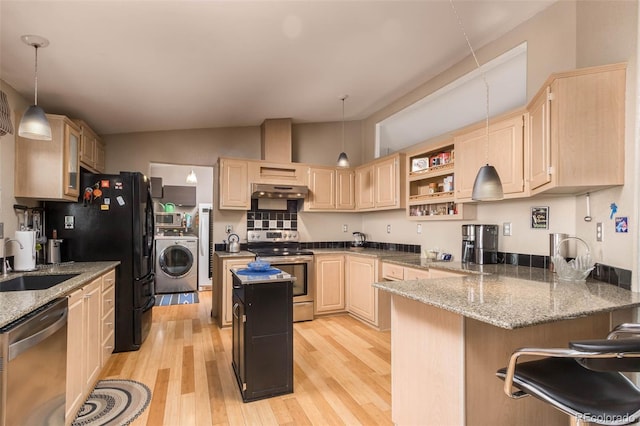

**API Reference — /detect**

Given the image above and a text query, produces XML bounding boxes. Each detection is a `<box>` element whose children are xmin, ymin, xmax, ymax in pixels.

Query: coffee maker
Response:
<box><xmin>461</xmin><ymin>225</ymin><xmax>475</xmax><ymax>263</ymax></box>
<box><xmin>461</xmin><ymin>224</ymin><xmax>499</xmax><ymax>264</ymax></box>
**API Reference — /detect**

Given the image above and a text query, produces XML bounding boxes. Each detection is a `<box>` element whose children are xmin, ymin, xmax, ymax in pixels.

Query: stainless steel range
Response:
<box><xmin>247</xmin><ymin>230</ymin><xmax>314</xmax><ymax>322</ymax></box>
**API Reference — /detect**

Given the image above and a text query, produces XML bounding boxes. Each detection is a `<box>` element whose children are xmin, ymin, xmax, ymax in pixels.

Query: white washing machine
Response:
<box><xmin>155</xmin><ymin>236</ymin><xmax>198</xmax><ymax>294</ymax></box>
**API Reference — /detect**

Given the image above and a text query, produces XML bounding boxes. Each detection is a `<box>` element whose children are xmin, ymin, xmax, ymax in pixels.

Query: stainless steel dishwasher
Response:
<box><xmin>0</xmin><ymin>298</ymin><xmax>68</xmax><ymax>426</ymax></box>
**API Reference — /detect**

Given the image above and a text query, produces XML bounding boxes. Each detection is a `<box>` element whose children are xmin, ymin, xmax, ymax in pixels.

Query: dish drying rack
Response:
<box><xmin>551</xmin><ymin>236</ymin><xmax>595</xmax><ymax>282</ymax></box>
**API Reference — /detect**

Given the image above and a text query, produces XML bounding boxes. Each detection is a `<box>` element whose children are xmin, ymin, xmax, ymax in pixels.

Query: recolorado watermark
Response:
<box><xmin>578</xmin><ymin>413</ymin><xmax>638</xmax><ymax>424</ymax></box>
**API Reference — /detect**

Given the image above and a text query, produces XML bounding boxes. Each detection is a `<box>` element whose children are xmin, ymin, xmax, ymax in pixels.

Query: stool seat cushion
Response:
<box><xmin>497</xmin><ymin>358</ymin><xmax>640</xmax><ymax>425</ymax></box>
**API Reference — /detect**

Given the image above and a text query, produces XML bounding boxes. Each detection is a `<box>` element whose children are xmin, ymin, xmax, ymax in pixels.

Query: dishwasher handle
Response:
<box><xmin>8</xmin><ymin>306</ymin><xmax>68</xmax><ymax>361</ymax></box>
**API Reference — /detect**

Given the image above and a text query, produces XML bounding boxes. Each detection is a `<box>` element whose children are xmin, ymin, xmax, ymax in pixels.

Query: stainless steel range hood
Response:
<box><xmin>251</xmin><ymin>183</ymin><xmax>308</xmax><ymax>199</ymax></box>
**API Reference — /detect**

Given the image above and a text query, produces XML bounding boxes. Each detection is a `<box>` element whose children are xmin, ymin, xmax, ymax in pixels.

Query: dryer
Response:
<box><xmin>155</xmin><ymin>236</ymin><xmax>198</xmax><ymax>293</ymax></box>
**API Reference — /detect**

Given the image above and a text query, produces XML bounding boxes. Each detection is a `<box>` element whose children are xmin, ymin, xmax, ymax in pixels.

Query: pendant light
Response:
<box><xmin>186</xmin><ymin>169</ymin><xmax>198</xmax><ymax>184</ymax></box>
<box><xmin>18</xmin><ymin>35</ymin><xmax>52</xmax><ymax>141</ymax></box>
<box><xmin>450</xmin><ymin>1</ymin><xmax>503</xmax><ymax>201</ymax></box>
<box><xmin>336</xmin><ymin>95</ymin><xmax>350</xmax><ymax>168</ymax></box>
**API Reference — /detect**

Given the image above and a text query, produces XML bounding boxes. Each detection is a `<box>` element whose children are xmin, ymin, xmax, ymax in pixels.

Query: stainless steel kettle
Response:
<box><xmin>227</xmin><ymin>233</ymin><xmax>240</xmax><ymax>253</ymax></box>
<box><xmin>352</xmin><ymin>232</ymin><xmax>366</xmax><ymax>247</ymax></box>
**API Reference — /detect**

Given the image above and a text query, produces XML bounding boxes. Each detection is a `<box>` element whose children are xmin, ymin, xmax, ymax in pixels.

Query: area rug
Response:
<box><xmin>72</xmin><ymin>379</ymin><xmax>151</xmax><ymax>426</ymax></box>
<box><xmin>155</xmin><ymin>292</ymin><xmax>199</xmax><ymax>306</ymax></box>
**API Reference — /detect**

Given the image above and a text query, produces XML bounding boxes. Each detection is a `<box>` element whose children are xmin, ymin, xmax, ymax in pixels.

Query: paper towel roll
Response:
<box><xmin>14</xmin><ymin>230</ymin><xmax>36</xmax><ymax>271</ymax></box>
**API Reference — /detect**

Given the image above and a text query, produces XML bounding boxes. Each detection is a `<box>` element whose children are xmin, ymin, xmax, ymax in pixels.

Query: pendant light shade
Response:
<box><xmin>19</xmin><ymin>105</ymin><xmax>51</xmax><ymax>140</ymax></box>
<box><xmin>336</xmin><ymin>95</ymin><xmax>350</xmax><ymax>168</ymax></box>
<box><xmin>18</xmin><ymin>35</ymin><xmax>51</xmax><ymax>141</ymax></box>
<box><xmin>186</xmin><ymin>169</ymin><xmax>198</xmax><ymax>184</ymax></box>
<box><xmin>336</xmin><ymin>152</ymin><xmax>349</xmax><ymax>168</ymax></box>
<box><xmin>471</xmin><ymin>164</ymin><xmax>503</xmax><ymax>200</ymax></box>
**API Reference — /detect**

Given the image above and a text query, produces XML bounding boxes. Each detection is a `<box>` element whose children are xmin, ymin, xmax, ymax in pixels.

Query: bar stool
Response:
<box><xmin>496</xmin><ymin>323</ymin><xmax>640</xmax><ymax>426</ymax></box>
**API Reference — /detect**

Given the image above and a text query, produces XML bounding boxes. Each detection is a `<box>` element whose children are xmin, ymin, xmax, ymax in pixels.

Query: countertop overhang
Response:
<box><xmin>373</xmin><ymin>262</ymin><xmax>640</xmax><ymax>330</ymax></box>
<box><xmin>0</xmin><ymin>261</ymin><xmax>120</xmax><ymax>328</ymax></box>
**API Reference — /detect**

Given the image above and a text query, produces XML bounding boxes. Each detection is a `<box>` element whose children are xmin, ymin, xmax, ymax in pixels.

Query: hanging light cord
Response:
<box><xmin>341</xmin><ymin>95</ymin><xmax>347</xmax><ymax>152</ymax></box>
<box><xmin>33</xmin><ymin>44</ymin><xmax>39</xmax><ymax>105</ymax></box>
<box><xmin>449</xmin><ymin>0</ymin><xmax>490</xmax><ymax>164</ymax></box>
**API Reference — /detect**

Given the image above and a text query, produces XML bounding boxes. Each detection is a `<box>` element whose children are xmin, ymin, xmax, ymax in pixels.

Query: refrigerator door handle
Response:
<box><xmin>136</xmin><ymin>272</ymin><xmax>155</xmax><ymax>282</ymax></box>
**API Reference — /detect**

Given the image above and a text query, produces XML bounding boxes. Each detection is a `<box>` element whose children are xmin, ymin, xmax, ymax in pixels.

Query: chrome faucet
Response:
<box><xmin>3</xmin><ymin>238</ymin><xmax>24</xmax><ymax>277</ymax></box>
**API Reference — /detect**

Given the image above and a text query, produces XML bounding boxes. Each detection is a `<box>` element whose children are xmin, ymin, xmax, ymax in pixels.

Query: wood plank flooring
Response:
<box><xmin>99</xmin><ymin>292</ymin><xmax>392</xmax><ymax>425</ymax></box>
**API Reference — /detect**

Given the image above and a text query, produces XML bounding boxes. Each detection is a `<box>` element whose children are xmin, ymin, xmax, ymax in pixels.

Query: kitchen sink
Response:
<box><xmin>0</xmin><ymin>274</ymin><xmax>80</xmax><ymax>292</ymax></box>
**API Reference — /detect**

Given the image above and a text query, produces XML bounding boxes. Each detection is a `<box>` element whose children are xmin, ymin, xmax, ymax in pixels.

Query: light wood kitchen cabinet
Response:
<box><xmin>65</xmin><ymin>272</ymin><xmax>106</xmax><ymax>424</ymax></box>
<box><xmin>65</xmin><ymin>288</ymin><xmax>84</xmax><ymax>422</ymax></box>
<box><xmin>84</xmin><ymin>277</ymin><xmax>102</xmax><ymax>390</ymax></box>
<box><xmin>101</xmin><ymin>269</ymin><xmax>116</xmax><ymax>366</ymax></box>
<box><xmin>15</xmin><ymin>113</ymin><xmax>80</xmax><ymax>201</ymax></box>
<box><xmin>527</xmin><ymin>63</ymin><xmax>626</xmax><ymax>195</ymax></box>
<box><xmin>355</xmin><ymin>153</ymin><xmax>406</xmax><ymax>211</ymax></box>
<box><xmin>305</xmin><ymin>167</ymin><xmax>355</xmax><ymax>211</ymax></box>
<box><xmin>381</xmin><ymin>262</ymin><xmax>431</xmax><ymax>280</ymax></box>
<box><xmin>219</xmin><ymin>157</ymin><xmax>251</xmax><ymax>210</ymax></box>
<box><xmin>375</xmin><ymin>154</ymin><xmax>405</xmax><ymax>209</ymax></box>
<box><xmin>314</xmin><ymin>254</ymin><xmax>346</xmax><ymax>314</ymax></box>
<box><xmin>355</xmin><ymin>164</ymin><xmax>375</xmax><ymax>210</ymax></box>
<box><xmin>306</xmin><ymin>166</ymin><xmax>336</xmax><ymax>210</ymax></box>
<box><xmin>94</xmin><ymin>138</ymin><xmax>105</xmax><ymax>173</ymax></box>
<box><xmin>336</xmin><ymin>168</ymin><xmax>355</xmax><ymax>210</ymax></box>
<box><xmin>406</xmin><ymin>140</ymin><xmax>476</xmax><ymax>220</ymax></box>
<box><xmin>404</xmin><ymin>267</ymin><xmax>431</xmax><ymax>280</ymax></box>
<box><xmin>454</xmin><ymin>109</ymin><xmax>526</xmax><ymax>201</ymax></box>
<box><xmin>74</xmin><ymin>119</ymin><xmax>105</xmax><ymax>173</ymax></box>
<box><xmin>346</xmin><ymin>254</ymin><xmax>390</xmax><ymax>330</ymax></box>
<box><xmin>213</xmin><ymin>254</ymin><xmax>254</xmax><ymax>327</ymax></box>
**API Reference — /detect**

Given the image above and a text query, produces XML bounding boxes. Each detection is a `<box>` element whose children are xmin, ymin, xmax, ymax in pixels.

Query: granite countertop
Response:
<box><xmin>0</xmin><ymin>261</ymin><xmax>119</xmax><ymax>328</ymax></box>
<box><xmin>373</xmin><ymin>262</ymin><xmax>640</xmax><ymax>330</ymax></box>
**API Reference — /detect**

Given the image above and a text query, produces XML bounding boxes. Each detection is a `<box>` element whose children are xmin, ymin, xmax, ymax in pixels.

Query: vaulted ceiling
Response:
<box><xmin>0</xmin><ymin>1</ymin><xmax>556</xmax><ymax>135</ymax></box>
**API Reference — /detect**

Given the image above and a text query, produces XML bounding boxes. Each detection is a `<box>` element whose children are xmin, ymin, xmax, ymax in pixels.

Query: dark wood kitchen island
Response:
<box><xmin>374</xmin><ymin>266</ymin><xmax>640</xmax><ymax>426</ymax></box>
<box><xmin>231</xmin><ymin>267</ymin><xmax>294</xmax><ymax>402</ymax></box>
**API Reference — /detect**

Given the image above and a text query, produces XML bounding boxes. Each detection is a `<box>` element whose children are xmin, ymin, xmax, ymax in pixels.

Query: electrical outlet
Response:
<box><xmin>386</xmin><ymin>224</ymin><xmax>391</xmax><ymax>234</ymax></box>
<box><xmin>64</xmin><ymin>216</ymin><xmax>74</xmax><ymax>230</ymax></box>
<box><xmin>225</xmin><ymin>225</ymin><xmax>233</xmax><ymax>233</ymax></box>
<box><xmin>342</xmin><ymin>224</ymin><xmax>348</xmax><ymax>232</ymax></box>
<box><xmin>596</xmin><ymin>222</ymin><xmax>603</xmax><ymax>242</ymax></box>
<box><xmin>0</xmin><ymin>222</ymin><xmax>3</xmax><ymax>239</ymax></box>
<box><xmin>503</xmin><ymin>222</ymin><xmax>512</xmax><ymax>236</ymax></box>
<box><xmin>417</xmin><ymin>224</ymin><xmax>422</xmax><ymax>234</ymax></box>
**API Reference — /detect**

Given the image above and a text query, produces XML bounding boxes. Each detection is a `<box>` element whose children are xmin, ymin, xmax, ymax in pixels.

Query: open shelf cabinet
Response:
<box><xmin>405</xmin><ymin>140</ymin><xmax>476</xmax><ymax>221</ymax></box>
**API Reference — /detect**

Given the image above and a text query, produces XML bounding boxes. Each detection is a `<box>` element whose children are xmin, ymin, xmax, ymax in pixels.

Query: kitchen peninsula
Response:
<box><xmin>374</xmin><ymin>264</ymin><xmax>640</xmax><ymax>426</ymax></box>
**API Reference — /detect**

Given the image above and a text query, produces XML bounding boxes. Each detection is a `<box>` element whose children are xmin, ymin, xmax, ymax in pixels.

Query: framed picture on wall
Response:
<box><xmin>531</xmin><ymin>206</ymin><xmax>549</xmax><ymax>229</ymax></box>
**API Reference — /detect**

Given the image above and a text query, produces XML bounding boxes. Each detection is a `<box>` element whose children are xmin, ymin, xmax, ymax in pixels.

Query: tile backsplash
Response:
<box><xmin>247</xmin><ymin>199</ymin><xmax>297</xmax><ymax>231</ymax></box>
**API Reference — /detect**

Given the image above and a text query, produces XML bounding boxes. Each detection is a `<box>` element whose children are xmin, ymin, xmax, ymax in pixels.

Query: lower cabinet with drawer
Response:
<box><xmin>65</xmin><ymin>268</ymin><xmax>116</xmax><ymax>424</ymax></box>
<box><xmin>381</xmin><ymin>262</ymin><xmax>466</xmax><ymax>281</ymax></box>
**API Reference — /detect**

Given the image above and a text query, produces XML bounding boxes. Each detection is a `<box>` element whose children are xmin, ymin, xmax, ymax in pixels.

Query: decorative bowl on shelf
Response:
<box><xmin>247</xmin><ymin>260</ymin><xmax>271</xmax><ymax>271</ymax></box>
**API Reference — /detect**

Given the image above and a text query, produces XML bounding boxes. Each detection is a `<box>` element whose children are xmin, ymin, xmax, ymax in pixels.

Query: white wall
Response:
<box><xmin>0</xmin><ymin>81</ymin><xmax>40</xmax><ymax>258</ymax></box>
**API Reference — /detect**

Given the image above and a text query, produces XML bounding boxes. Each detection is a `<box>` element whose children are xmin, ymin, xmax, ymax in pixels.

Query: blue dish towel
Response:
<box><xmin>236</xmin><ymin>267</ymin><xmax>282</xmax><ymax>276</ymax></box>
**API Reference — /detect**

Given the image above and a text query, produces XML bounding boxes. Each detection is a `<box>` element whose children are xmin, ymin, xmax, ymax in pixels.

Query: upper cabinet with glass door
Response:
<box><xmin>15</xmin><ymin>113</ymin><xmax>81</xmax><ymax>201</ymax></box>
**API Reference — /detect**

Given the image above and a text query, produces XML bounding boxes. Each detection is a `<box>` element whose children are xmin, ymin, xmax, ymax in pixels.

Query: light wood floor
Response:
<box><xmin>100</xmin><ymin>292</ymin><xmax>392</xmax><ymax>425</ymax></box>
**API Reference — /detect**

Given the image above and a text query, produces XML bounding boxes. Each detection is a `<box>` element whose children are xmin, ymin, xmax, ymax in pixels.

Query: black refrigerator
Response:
<box><xmin>45</xmin><ymin>171</ymin><xmax>155</xmax><ymax>352</ymax></box>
